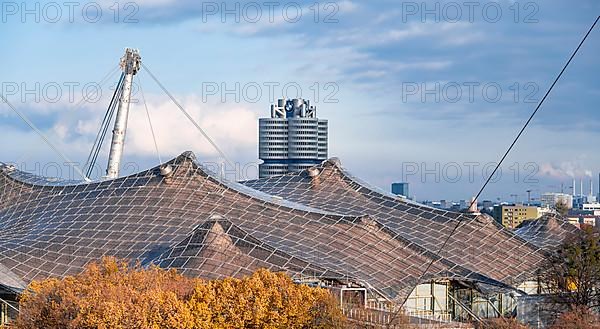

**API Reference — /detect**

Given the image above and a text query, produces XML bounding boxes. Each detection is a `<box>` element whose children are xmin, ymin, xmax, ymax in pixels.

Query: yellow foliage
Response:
<box><xmin>565</xmin><ymin>277</ymin><xmax>578</xmax><ymax>292</ymax></box>
<box><xmin>14</xmin><ymin>258</ymin><xmax>345</xmax><ymax>329</ymax></box>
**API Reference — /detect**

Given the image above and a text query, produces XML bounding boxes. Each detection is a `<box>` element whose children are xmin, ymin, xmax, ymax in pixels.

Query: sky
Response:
<box><xmin>1</xmin><ymin>0</ymin><xmax>599</xmax><ymax>202</ymax></box>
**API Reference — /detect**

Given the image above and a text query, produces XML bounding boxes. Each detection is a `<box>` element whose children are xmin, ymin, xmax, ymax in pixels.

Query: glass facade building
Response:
<box><xmin>258</xmin><ymin>98</ymin><xmax>328</xmax><ymax>178</ymax></box>
<box><xmin>391</xmin><ymin>182</ymin><xmax>409</xmax><ymax>197</ymax></box>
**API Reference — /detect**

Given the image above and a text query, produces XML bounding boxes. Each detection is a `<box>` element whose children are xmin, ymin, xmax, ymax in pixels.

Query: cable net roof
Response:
<box><xmin>243</xmin><ymin>159</ymin><xmax>559</xmax><ymax>288</ymax></box>
<box><xmin>514</xmin><ymin>214</ymin><xmax>580</xmax><ymax>250</ymax></box>
<box><xmin>0</xmin><ymin>153</ymin><xmax>565</xmax><ymax>301</ymax></box>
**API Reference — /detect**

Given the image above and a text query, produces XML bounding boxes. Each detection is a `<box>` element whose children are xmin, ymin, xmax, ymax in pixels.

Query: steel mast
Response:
<box><xmin>106</xmin><ymin>48</ymin><xmax>141</xmax><ymax>179</ymax></box>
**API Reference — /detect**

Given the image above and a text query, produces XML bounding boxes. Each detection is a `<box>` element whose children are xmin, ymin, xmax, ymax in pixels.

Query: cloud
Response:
<box><xmin>539</xmin><ymin>161</ymin><xmax>595</xmax><ymax>179</ymax></box>
<box><xmin>124</xmin><ymin>94</ymin><xmax>258</xmax><ymax>160</ymax></box>
<box><xmin>315</xmin><ymin>22</ymin><xmax>481</xmax><ymax>48</ymax></box>
<box><xmin>337</xmin><ymin>0</ymin><xmax>358</xmax><ymax>13</ymax></box>
<box><xmin>4</xmin><ymin>0</ymin><xmax>599</xmax><ymax>198</ymax></box>
<box><xmin>1</xmin><ymin>92</ymin><xmax>259</xmax><ymax>175</ymax></box>
<box><xmin>186</xmin><ymin>0</ymin><xmax>359</xmax><ymax>36</ymax></box>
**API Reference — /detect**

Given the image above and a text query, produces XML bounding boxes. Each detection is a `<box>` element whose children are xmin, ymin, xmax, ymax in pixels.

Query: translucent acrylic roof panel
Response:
<box><xmin>514</xmin><ymin>214</ymin><xmax>580</xmax><ymax>250</ymax></box>
<box><xmin>243</xmin><ymin>158</ymin><xmax>550</xmax><ymax>288</ymax></box>
<box><xmin>0</xmin><ymin>153</ymin><xmax>512</xmax><ymax>302</ymax></box>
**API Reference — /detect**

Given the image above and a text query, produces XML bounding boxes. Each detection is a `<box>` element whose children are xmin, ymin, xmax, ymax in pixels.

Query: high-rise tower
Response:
<box><xmin>258</xmin><ymin>98</ymin><xmax>328</xmax><ymax>178</ymax></box>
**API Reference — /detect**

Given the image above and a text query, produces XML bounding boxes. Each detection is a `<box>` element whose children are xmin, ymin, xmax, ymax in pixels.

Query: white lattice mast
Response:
<box><xmin>106</xmin><ymin>48</ymin><xmax>141</xmax><ymax>179</ymax></box>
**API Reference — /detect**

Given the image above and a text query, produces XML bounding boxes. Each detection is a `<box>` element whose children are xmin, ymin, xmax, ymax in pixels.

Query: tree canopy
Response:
<box><xmin>554</xmin><ymin>200</ymin><xmax>570</xmax><ymax>217</ymax></box>
<box><xmin>14</xmin><ymin>257</ymin><xmax>345</xmax><ymax>329</ymax></box>
<box><xmin>541</xmin><ymin>225</ymin><xmax>600</xmax><ymax>314</ymax></box>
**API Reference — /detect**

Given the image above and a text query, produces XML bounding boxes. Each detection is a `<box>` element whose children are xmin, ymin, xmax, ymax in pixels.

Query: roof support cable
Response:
<box><xmin>0</xmin><ymin>93</ymin><xmax>91</xmax><ymax>182</ymax></box>
<box><xmin>138</xmin><ymin>76</ymin><xmax>162</xmax><ymax>164</ymax></box>
<box><xmin>84</xmin><ymin>73</ymin><xmax>125</xmax><ymax>178</ymax></box>
<box><xmin>92</xmin><ymin>82</ymin><xmax>124</xmax><ymax>177</ymax></box>
<box><xmin>72</xmin><ymin>65</ymin><xmax>121</xmax><ymax>111</ymax></box>
<box><xmin>388</xmin><ymin>15</ymin><xmax>599</xmax><ymax>327</ymax></box>
<box><xmin>86</xmin><ymin>74</ymin><xmax>124</xmax><ymax>178</ymax></box>
<box><xmin>141</xmin><ymin>62</ymin><xmax>235</xmax><ymax>169</ymax></box>
<box><xmin>0</xmin><ymin>65</ymin><xmax>120</xmax><ymax>183</ymax></box>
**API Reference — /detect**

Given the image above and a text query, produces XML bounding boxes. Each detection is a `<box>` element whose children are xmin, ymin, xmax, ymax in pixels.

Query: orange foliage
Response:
<box><xmin>550</xmin><ymin>308</ymin><xmax>600</xmax><ymax>329</ymax></box>
<box><xmin>14</xmin><ymin>257</ymin><xmax>345</xmax><ymax>329</ymax></box>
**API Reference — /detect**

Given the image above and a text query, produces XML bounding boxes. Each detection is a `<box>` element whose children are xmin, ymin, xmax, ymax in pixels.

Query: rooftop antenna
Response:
<box><xmin>106</xmin><ymin>48</ymin><xmax>141</xmax><ymax>179</ymax></box>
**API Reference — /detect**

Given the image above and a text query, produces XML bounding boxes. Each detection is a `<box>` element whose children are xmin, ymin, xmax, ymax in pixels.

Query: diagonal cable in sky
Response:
<box><xmin>389</xmin><ymin>15</ymin><xmax>600</xmax><ymax>326</ymax></box>
<box><xmin>0</xmin><ymin>93</ymin><xmax>91</xmax><ymax>182</ymax></box>
<box><xmin>141</xmin><ymin>62</ymin><xmax>235</xmax><ymax>169</ymax></box>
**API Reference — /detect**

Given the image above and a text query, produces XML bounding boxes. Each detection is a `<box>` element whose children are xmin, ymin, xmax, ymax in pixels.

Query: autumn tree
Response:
<box><xmin>187</xmin><ymin>269</ymin><xmax>345</xmax><ymax>329</ymax></box>
<box><xmin>554</xmin><ymin>200</ymin><xmax>570</xmax><ymax>217</ymax></box>
<box><xmin>14</xmin><ymin>257</ymin><xmax>346</xmax><ymax>329</ymax></box>
<box><xmin>15</xmin><ymin>258</ymin><xmax>196</xmax><ymax>329</ymax></box>
<box><xmin>550</xmin><ymin>309</ymin><xmax>600</xmax><ymax>329</ymax></box>
<box><xmin>540</xmin><ymin>226</ymin><xmax>600</xmax><ymax>318</ymax></box>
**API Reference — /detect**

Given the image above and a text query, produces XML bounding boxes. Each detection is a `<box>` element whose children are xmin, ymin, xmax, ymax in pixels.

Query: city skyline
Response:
<box><xmin>2</xmin><ymin>2</ymin><xmax>600</xmax><ymax>326</ymax></box>
<box><xmin>1</xmin><ymin>1</ymin><xmax>599</xmax><ymax>200</ymax></box>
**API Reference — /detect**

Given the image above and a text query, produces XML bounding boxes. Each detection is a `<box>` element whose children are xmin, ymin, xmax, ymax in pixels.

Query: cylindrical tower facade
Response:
<box><xmin>258</xmin><ymin>98</ymin><xmax>328</xmax><ymax>178</ymax></box>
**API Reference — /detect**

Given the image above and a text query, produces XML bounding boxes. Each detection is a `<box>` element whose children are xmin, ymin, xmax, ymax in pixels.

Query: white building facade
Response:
<box><xmin>540</xmin><ymin>193</ymin><xmax>573</xmax><ymax>209</ymax></box>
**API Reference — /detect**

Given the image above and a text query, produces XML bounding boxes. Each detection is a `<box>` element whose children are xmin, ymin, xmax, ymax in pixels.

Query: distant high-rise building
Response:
<box><xmin>482</xmin><ymin>200</ymin><xmax>494</xmax><ymax>209</ymax></box>
<box><xmin>540</xmin><ymin>192</ymin><xmax>573</xmax><ymax>209</ymax></box>
<box><xmin>258</xmin><ymin>98</ymin><xmax>328</xmax><ymax>178</ymax></box>
<box><xmin>391</xmin><ymin>182</ymin><xmax>409</xmax><ymax>197</ymax></box>
<box><xmin>440</xmin><ymin>200</ymin><xmax>449</xmax><ymax>209</ymax></box>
